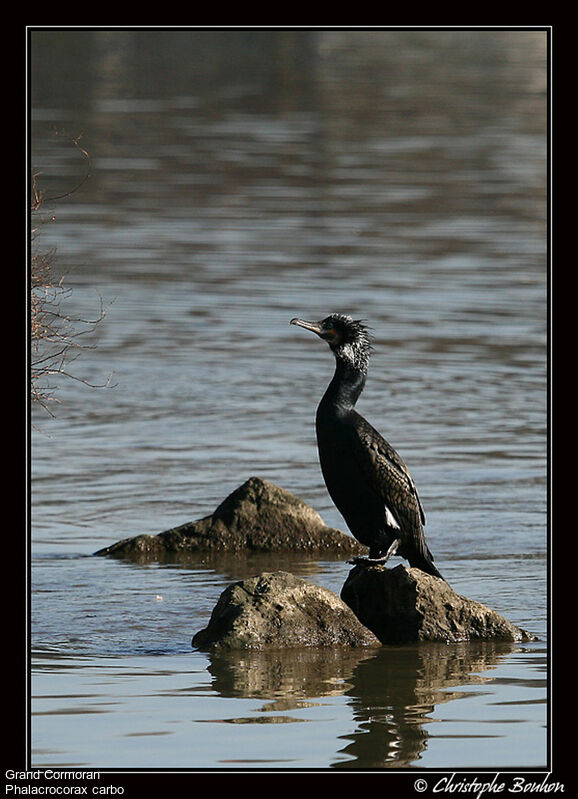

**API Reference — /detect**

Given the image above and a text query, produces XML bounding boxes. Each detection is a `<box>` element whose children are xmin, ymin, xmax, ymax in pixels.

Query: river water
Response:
<box><xmin>29</xmin><ymin>29</ymin><xmax>548</xmax><ymax>772</ymax></box>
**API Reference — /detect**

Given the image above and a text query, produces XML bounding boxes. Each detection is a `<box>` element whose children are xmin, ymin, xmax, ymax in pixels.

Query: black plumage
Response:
<box><xmin>291</xmin><ymin>313</ymin><xmax>444</xmax><ymax>580</ymax></box>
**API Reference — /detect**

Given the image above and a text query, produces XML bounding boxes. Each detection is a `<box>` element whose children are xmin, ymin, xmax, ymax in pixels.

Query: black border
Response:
<box><xmin>20</xmin><ymin>25</ymin><xmax>556</xmax><ymax>793</ymax></box>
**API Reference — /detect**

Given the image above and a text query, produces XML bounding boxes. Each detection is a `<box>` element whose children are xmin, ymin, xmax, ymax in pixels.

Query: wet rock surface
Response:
<box><xmin>192</xmin><ymin>571</ymin><xmax>381</xmax><ymax>650</ymax></box>
<box><xmin>341</xmin><ymin>563</ymin><xmax>537</xmax><ymax>644</ymax></box>
<box><xmin>95</xmin><ymin>476</ymin><xmax>365</xmax><ymax>559</ymax></box>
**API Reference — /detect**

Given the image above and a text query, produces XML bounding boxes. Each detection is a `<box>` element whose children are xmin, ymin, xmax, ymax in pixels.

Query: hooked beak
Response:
<box><xmin>290</xmin><ymin>317</ymin><xmax>324</xmax><ymax>336</ymax></box>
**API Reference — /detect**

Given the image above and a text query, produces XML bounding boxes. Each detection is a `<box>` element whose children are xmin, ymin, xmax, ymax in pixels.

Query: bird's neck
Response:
<box><xmin>320</xmin><ymin>358</ymin><xmax>367</xmax><ymax>414</ymax></box>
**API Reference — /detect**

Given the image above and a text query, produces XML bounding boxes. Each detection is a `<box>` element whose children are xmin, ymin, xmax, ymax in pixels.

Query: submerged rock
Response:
<box><xmin>192</xmin><ymin>571</ymin><xmax>381</xmax><ymax>650</ymax></box>
<box><xmin>341</xmin><ymin>564</ymin><xmax>537</xmax><ymax>644</ymax></box>
<box><xmin>95</xmin><ymin>477</ymin><xmax>365</xmax><ymax>559</ymax></box>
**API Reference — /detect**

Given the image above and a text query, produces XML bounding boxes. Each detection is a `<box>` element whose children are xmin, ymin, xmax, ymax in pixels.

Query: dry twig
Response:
<box><xmin>30</xmin><ymin>143</ymin><xmax>112</xmax><ymax>415</ymax></box>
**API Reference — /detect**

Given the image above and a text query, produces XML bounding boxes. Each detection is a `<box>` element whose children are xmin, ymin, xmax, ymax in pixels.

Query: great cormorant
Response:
<box><xmin>291</xmin><ymin>313</ymin><xmax>444</xmax><ymax>580</ymax></box>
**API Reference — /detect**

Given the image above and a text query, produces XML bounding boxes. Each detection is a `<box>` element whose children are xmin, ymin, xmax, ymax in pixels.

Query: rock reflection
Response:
<box><xmin>121</xmin><ymin>549</ymin><xmax>346</xmax><ymax>582</ymax></box>
<box><xmin>204</xmin><ymin>639</ymin><xmax>521</xmax><ymax>768</ymax></box>
<box><xmin>206</xmin><ymin>647</ymin><xmax>373</xmax><ymax>708</ymax></box>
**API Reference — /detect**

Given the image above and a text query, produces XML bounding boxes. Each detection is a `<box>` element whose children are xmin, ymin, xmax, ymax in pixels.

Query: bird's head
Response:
<box><xmin>290</xmin><ymin>313</ymin><xmax>372</xmax><ymax>372</ymax></box>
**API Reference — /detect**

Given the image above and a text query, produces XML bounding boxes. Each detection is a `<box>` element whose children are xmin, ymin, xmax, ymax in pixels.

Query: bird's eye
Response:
<box><xmin>321</xmin><ymin>325</ymin><xmax>337</xmax><ymax>341</ymax></box>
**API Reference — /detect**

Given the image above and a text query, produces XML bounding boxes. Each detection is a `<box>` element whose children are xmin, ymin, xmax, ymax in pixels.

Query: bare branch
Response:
<box><xmin>30</xmin><ymin>157</ymin><xmax>113</xmax><ymax>416</ymax></box>
<box><xmin>41</xmin><ymin>134</ymin><xmax>93</xmax><ymax>204</ymax></box>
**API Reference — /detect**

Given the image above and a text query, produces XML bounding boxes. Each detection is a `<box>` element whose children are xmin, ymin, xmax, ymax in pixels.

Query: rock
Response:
<box><xmin>192</xmin><ymin>571</ymin><xmax>381</xmax><ymax>650</ymax></box>
<box><xmin>341</xmin><ymin>564</ymin><xmax>537</xmax><ymax>644</ymax></box>
<box><xmin>95</xmin><ymin>477</ymin><xmax>365</xmax><ymax>559</ymax></box>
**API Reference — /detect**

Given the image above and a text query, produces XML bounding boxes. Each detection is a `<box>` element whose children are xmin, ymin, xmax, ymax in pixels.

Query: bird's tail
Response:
<box><xmin>409</xmin><ymin>552</ymin><xmax>445</xmax><ymax>582</ymax></box>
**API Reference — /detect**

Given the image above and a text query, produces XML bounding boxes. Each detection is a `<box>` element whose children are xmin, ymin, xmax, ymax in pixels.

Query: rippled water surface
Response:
<box><xmin>30</xmin><ymin>29</ymin><xmax>548</xmax><ymax>771</ymax></box>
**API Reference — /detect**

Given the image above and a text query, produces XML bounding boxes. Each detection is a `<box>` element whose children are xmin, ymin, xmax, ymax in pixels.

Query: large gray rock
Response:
<box><xmin>95</xmin><ymin>477</ymin><xmax>365</xmax><ymax>560</ymax></box>
<box><xmin>341</xmin><ymin>564</ymin><xmax>537</xmax><ymax>644</ymax></box>
<box><xmin>192</xmin><ymin>571</ymin><xmax>381</xmax><ymax>650</ymax></box>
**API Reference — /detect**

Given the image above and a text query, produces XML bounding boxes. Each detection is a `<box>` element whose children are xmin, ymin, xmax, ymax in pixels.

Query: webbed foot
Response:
<box><xmin>347</xmin><ymin>538</ymin><xmax>401</xmax><ymax>567</ymax></box>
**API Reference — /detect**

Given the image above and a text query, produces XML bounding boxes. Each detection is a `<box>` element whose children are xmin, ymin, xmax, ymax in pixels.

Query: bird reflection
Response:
<box><xmin>203</xmin><ymin>640</ymin><xmax>519</xmax><ymax>768</ymax></box>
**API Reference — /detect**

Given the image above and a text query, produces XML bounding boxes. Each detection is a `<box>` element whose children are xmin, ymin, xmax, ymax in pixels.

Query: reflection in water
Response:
<box><xmin>109</xmin><ymin>549</ymin><xmax>349</xmax><ymax>581</ymax></box>
<box><xmin>207</xmin><ymin>646</ymin><xmax>370</xmax><ymax>700</ymax></box>
<box><xmin>204</xmin><ymin>639</ymin><xmax>520</xmax><ymax>769</ymax></box>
